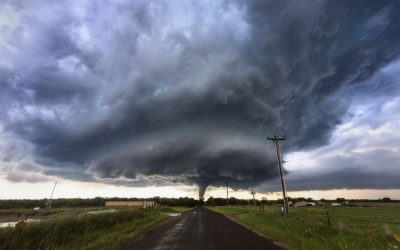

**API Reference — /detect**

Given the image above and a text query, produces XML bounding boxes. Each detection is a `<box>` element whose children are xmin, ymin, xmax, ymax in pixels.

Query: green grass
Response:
<box><xmin>0</xmin><ymin>207</ymin><xmax>111</xmax><ymax>221</ymax></box>
<box><xmin>0</xmin><ymin>209</ymin><xmax>168</xmax><ymax>250</ymax></box>
<box><xmin>209</xmin><ymin>206</ymin><xmax>400</xmax><ymax>250</ymax></box>
<box><xmin>159</xmin><ymin>206</ymin><xmax>194</xmax><ymax>213</ymax></box>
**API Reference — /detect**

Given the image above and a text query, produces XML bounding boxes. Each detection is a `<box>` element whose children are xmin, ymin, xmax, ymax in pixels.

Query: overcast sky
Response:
<box><xmin>0</xmin><ymin>0</ymin><xmax>399</xmax><ymax>200</ymax></box>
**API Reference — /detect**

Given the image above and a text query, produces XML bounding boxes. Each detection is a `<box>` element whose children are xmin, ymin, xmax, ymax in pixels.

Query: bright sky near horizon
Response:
<box><xmin>0</xmin><ymin>0</ymin><xmax>399</xmax><ymax>200</ymax></box>
<box><xmin>1</xmin><ymin>177</ymin><xmax>400</xmax><ymax>200</ymax></box>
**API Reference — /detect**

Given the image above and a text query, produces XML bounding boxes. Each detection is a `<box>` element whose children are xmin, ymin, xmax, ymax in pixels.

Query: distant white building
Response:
<box><xmin>295</xmin><ymin>201</ymin><xmax>316</xmax><ymax>207</ymax></box>
<box><xmin>331</xmin><ymin>202</ymin><xmax>342</xmax><ymax>207</ymax></box>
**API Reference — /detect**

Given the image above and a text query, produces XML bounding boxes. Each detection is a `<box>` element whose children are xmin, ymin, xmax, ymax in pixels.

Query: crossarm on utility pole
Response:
<box><xmin>267</xmin><ymin>135</ymin><xmax>285</xmax><ymax>141</ymax></box>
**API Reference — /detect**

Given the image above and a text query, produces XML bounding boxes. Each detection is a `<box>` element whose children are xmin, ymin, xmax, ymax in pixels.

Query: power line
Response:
<box><xmin>267</xmin><ymin>136</ymin><xmax>289</xmax><ymax>215</ymax></box>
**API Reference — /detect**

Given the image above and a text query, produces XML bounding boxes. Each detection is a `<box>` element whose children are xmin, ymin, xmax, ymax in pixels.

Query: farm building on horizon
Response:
<box><xmin>105</xmin><ymin>200</ymin><xmax>156</xmax><ymax>208</ymax></box>
<box><xmin>294</xmin><ymin>201</ymin><xmax>316</xmax><ymax>207</ymax></box>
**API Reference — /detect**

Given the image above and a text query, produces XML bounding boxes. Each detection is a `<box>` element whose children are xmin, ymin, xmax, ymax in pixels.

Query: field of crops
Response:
<box><xmin>210</xmin><ymin>205</ymin><xmax>400</xmax><ymax>250</ymax></box>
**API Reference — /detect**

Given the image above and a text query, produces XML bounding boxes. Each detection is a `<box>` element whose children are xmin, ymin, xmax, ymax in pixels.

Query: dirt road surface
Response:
<box><xmin>124</xmin><ymin>207</ymin><xmax>286</xmax><ymax>250</ymax></box>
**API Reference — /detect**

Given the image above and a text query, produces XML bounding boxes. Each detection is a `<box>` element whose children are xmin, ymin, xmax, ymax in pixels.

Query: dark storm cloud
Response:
<box><xmin>285</xmin><ymin>148</ymin><xmax>400</xmax><ymax>191</ymax></box>
<box><xmin>260</xmin><ymin>167</ymin><xmax>400</xmax><ymax>192</ymax></box>
<box><xmin>0</xmin><ymin>0</ymin><xmax>400</xmax><ymax>192</ymax></box>
<box><xmin>240</xmin><ymin>0</ymin><xmax>400</xmax><ymax>149</ymax></box>
<box><xmin>289</xmin><ymin>168</ymin><xmax>400</xmax><ymax>191</ymax></box>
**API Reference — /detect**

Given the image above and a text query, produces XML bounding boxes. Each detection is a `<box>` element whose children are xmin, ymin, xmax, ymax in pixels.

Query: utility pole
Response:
<box><xmin>250</xmin><ymin>188</ymin><xmax>256</xmax><ymax>206</ymax></box>
<box><xmin>46</xmin><ymin>182</ymin><xmax>57</xmax><ymax>209</ymax></box>
<box><xmin>267</xmin><ymin>136</ymin><xmax>289</xmax><ymax>215</ymax></box>
<box><xmin>226</xmin><ymin>182</ymin><xmax>229</xmax><ymax>206</ymax></box>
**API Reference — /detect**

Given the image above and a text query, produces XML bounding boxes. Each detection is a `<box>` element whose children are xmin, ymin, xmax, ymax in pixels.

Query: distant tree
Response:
<box><xmin>261</xmin><ymin>197</ymin><xmax>267</xmax><ymax>206</ymax></box>
<box><xmin>293</xmin><ymin>197</ymin><xmax>305</xmax><ymax>202</ymax></box>
<box><xmin>381</xmin><ymin>197</ymin><xmax>391</xmax><ymax>202</ymax></box>
<box><xmin>153</xmin><ymin>196</ymin><xmax>161</xmax><ymax>203</ymax></box>
<box><xmin>336</xmin><ymin>198</ymin><xmax>345</xmax><ymax>203</ymax></box>
<box><xmin>0</xmin><ymin>197</ymin><xmax>202</xmax><ymax>209</ymax></box>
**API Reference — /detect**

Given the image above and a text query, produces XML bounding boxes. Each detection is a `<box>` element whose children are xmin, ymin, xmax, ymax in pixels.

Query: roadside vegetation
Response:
<box><xmin>0</xmin><ymin>207</ymin><xmax>109</xmax><ymax>222</ymax></box>
<box><xmin>0</xmin><ymin>209</ymin><xmax>163</xmax><ymax>250</ymax></box>
<box><xmin>210</xmin><ymin>205</ymin><xmax>400</xmax><ymax>250</ymax></box>
<box><xmin>0</xmin><ymin>207</ymin><xmax>189</xmax><ymax>250</ymax></box>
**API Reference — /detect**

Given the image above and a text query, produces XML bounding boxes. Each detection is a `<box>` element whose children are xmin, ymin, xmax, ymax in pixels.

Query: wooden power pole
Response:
<box><xmin>46</xmin><ymin>182</ymin><xmax>57</xmax><ymax>209</ymax></box>
<box><xmin>226</xmin><ymin>182</ymin><xmax>229</xmax><ymax>206</ymax></box>
<box><xmin>267</xmin><ymin>136</ymin><xmax>289</xmax><ymax>215</ymax></box>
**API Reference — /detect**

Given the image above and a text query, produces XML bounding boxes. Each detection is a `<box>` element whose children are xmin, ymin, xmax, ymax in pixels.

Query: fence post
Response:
<box><xmin>326</xmin><ymin>210</ymin><xmax>330</xmax><ymax>226</ymax></box>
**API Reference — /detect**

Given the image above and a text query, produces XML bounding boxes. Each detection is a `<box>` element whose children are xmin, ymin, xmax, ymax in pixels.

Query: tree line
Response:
<box><xmin>0</xmin><ymin>196</ymin><xmax>396</xmax><ymax>209</ymax></box>
<box><xmin>0</xmin><ymin>197</ymin><xmax>198</xmax><ymax>209</ymax></box>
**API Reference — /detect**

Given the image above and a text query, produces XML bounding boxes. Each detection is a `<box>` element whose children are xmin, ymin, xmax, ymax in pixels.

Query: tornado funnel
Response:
<box><xmin>198</xmin><ymin>183</ymin><xmax>208</xmax><ymax>200</ymax></box>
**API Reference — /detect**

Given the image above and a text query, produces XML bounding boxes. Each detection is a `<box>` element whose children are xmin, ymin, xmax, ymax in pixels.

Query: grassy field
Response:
<box><xmin>210</xmin><ymin>205</ymin><xmax>400</xmax><ymax>250</ymax></box>
<box><xmin>0</xmin><ymin>207</ymin><xmax>111</xmax><ymax>223</ymax></box>
<box><xmin>159</xmin><ymin>206</ymin><xmax>193</xmax><ymax>213</ymax></box>
<box><xmin>0</xmin><ymin>206</ymin><xmax>190</xmax><ymax>250</ymax></box>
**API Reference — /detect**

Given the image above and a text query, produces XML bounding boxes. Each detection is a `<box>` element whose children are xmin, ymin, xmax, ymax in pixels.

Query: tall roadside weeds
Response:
<box><xmin>0</xmin><ymin>209</ymin><xmax>167</xmax><ymax>250</ymax></box>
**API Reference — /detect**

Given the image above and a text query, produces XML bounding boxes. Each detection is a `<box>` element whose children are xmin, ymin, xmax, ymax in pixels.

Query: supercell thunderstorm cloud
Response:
<box><xmin>1</xmin><ymin>0</ymin><xmax>400</xmax><ymax>197</ymax></box>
